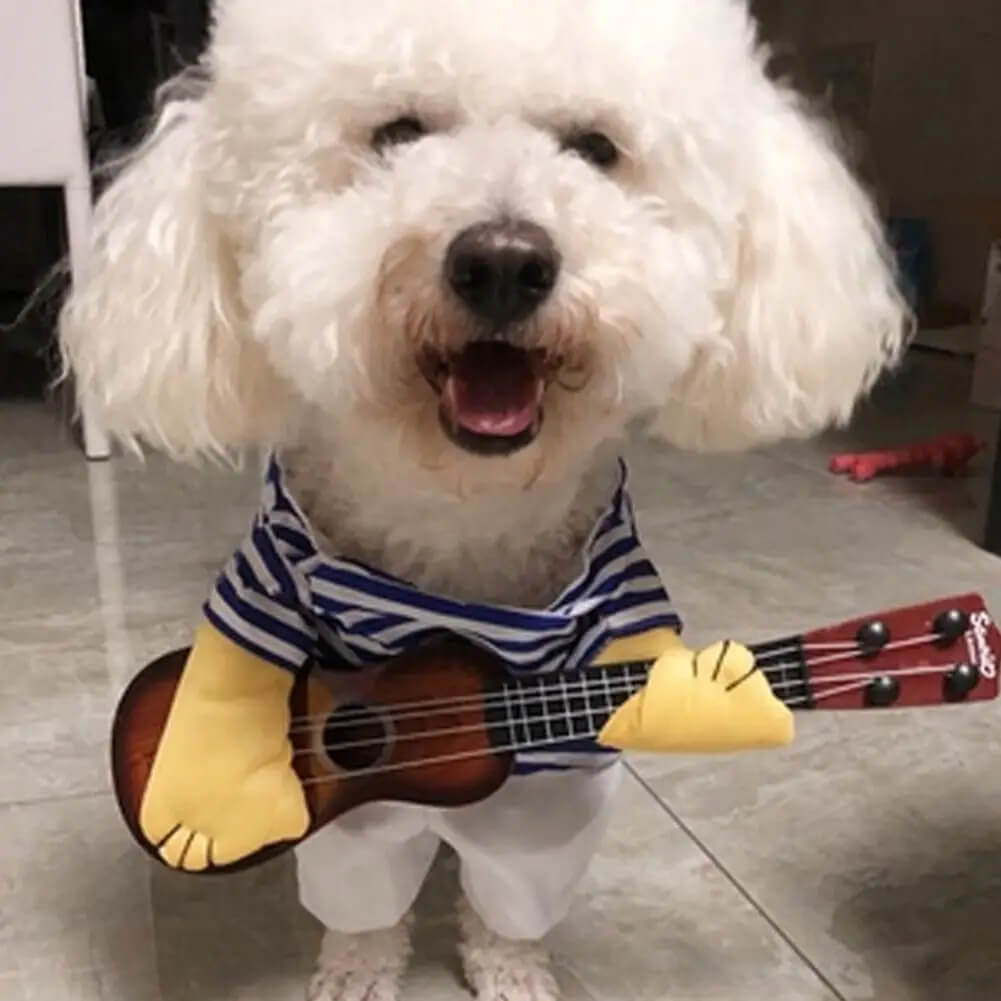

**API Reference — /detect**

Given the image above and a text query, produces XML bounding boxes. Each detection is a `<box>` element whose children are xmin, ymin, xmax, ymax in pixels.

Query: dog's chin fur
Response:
<box><xmin>59</xmin><ymin>0</ymin><xmax>909</xmax><ymax>995</ymax></box>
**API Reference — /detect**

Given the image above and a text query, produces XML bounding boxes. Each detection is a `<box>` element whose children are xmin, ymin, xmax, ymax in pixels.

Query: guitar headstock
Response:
<box><xmin>796</xmin><ymin>593</ymin><xmax>1000</xmax><ymax>710</ymax></box>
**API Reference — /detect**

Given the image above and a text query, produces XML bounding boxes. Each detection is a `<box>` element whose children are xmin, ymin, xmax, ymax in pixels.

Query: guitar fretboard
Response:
<box><xmin>486</xmin><ymin>635</ymin><xmax>810</xmax><ymax>754</ymax></box>
<box><xmin>487</xmin><ymin>662</ymin><xmax>650</xmax><ymax>751</ymax></box>
<box><xmin>751</xmin><ymin>635</ymin><xmax>811</xmax><ymax>708</ymax></box>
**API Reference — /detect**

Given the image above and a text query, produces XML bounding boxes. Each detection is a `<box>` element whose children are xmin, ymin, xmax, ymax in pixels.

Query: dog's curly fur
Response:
<box><xmin>60</xmin><ymin>0</ymin><xmax>908</xmax><ymax>996</ymax></box>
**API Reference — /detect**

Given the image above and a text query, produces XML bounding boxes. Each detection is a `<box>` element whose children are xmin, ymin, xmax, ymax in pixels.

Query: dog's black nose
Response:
<box><xmin>445</xmin><ymin>220</ymin><xmax>560</xmax><ymax>326</ymax></box>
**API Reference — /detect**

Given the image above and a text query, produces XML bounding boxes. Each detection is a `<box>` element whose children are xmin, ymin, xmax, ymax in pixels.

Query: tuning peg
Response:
<box><xmin>864</xmin><ymin>675</ymin><xmax>900</xmax><ymax>707</ymax></box>
<box><xmin>934</xmin><ymin>608</ymin><xmax>970</xmax><ymax>642</ymax></box>
<box><xmin>943</xmin><ymin>663</ymin><xmax>980</xmax><ymax>702</ymax></box>
<box><xmin>856</xmin><ymin>620</ymin><xmax>890</xmax><ymax>656</ymax></box>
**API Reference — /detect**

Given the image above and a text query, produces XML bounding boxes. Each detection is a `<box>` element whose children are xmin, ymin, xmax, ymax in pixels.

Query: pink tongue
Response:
<box><xmin>442</xmin><ymin>344</ymin><xmax>541</xmax><ymax>437</ymax></box>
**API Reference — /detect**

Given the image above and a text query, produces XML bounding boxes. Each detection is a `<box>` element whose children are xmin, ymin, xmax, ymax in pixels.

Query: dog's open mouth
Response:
<box><xmin>419</xmin><ymin>342</ymin><xmax>549</xmax><ymax>455</ymax></box>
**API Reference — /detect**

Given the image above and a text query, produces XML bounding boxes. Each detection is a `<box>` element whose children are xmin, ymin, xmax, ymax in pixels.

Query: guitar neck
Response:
<box><xmin>492</xmin><ymin>635</ymin><xmax>808</xmax><ymax>751</ymax></box>
<box><xmin>494</xmin><ymin>592</ymin><xmax>1001</xmax><ymax>754</ymax></box>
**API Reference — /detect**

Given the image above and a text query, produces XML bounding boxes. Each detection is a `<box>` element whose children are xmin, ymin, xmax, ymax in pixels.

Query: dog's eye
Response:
<box><xmin>562</xmin><ymin>130</ymin><xmax>619</xmax><ymax>170</ymax></box>
<box><xmin>372</xmin><ymin>116</ymin><xmax>427</xmax><ymax>152</ymax></box>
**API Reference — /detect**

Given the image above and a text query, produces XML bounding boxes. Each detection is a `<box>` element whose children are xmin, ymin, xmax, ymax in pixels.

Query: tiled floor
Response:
<box><xmin>2</xmin><ymin>351</ymin><xmax>1001</xmax><ymax>1001</ymax></box>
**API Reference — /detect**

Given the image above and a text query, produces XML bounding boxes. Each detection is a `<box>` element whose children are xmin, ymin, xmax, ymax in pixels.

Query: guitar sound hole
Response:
<box><xmin>322</xmin><ymin>703</ymin><xmax>388</xmax><ymax>772</ymax></box>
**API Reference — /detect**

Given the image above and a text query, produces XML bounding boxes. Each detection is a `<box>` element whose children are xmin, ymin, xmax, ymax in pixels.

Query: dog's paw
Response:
<box><xmin>458</xmin><ymin>899</ymin><xmax>560</xmax><ymax>1001</ymax></box>
<box><xmin>308</xmin><ymin>923</ymin><xmax>412</xmax><ymax>1001</ymax></box>
<box><xmin>462</xmin><ymin>961</ymin><xmax>560</xmax><ymax>1001</ymax></box>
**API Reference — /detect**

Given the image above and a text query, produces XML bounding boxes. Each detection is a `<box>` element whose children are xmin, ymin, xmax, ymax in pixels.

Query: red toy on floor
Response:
<box><xmin>829</xmin><ymin>432</ymin><xmax>986</xmax><ymax>483</ymax></box>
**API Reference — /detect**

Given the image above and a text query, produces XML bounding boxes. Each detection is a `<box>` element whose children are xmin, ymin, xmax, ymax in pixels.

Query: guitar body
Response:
<box><xmin>111</xmin><ymin>639</ymin><xmax>514</xmax><ymax>872</ymax></box>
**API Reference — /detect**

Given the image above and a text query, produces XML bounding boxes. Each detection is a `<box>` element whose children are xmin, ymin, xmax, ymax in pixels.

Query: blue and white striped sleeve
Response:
<box><xmin>203</xmin><ymin>519</ymin><xmax>317</xmax><ymax>673</ymax></box>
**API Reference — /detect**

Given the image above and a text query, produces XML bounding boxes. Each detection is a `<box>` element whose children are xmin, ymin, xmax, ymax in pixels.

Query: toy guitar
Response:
<box><xmin>112</xmin><ymin>593</ymin><xmax>1000</xmax><ymax>873</ymax></box>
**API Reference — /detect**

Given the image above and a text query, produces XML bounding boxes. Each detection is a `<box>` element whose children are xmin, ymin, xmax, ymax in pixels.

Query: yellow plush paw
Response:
<box><xmin>598</xmin><ymin>641</ymin><xmax>794</xmax><ymax>753</ymax></box>
<box><xmin>138</xmin><ymin>622</ymin><xmax>310</xmax><ymax>871</ymax></box>
<box><xmin>140</xmin><ymin>750</ymin><xmax>310</xmax><ymax>871</ymax></box>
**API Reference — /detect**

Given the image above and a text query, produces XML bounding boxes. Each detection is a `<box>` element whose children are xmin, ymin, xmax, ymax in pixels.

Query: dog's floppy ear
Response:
<box><xmin>653</xmin><ymin>85</ymin><xmax>910</xmax><ymax>452</ymax></box>
<box><xmin>60</xmin><ymin>91</ymin><xmax>286</xmax><ymax>459</ymax></box>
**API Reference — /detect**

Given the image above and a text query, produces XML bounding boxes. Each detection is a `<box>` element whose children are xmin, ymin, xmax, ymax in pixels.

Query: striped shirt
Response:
<box><xmin>205</xmin><ymin>455</ymin><xmax>681</xmax><ymax>773</ymax></box>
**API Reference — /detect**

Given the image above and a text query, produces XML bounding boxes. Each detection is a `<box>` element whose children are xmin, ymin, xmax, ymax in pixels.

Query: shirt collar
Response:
<box><xmin>261</xmin><ymin>452</ymin><xmax>637</xmax><ymax>612</ymax></box>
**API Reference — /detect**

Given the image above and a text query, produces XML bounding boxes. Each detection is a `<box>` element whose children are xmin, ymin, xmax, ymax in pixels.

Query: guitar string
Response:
<box><xmin>284</xmin><ymin>642</ymin><xmax>812</xmax><ymax>730</ymax></box>
<box><xmin>290</xmin><ymin>662</ymin><xmax>968</xmax><ymax>759</ymax></box>
<box><xmin>281</xmin><ymin>636</ymin><xmax>833</xmax><ymax>729</ymax></box>
<box><xmin>285</xmin><ymin>630</ymin><xmax>950</xmax><ymax>732</ymax></box>
<box><xmin>295</xmin><ymin>672</ymin><xmax>918</xmax><ymax>786</ymax></box>
<box><xmin>804</xmin><ymin>632</ymin><xmax>938</xmax><ymax>668</ymax></box>
<box><xmin>287</xmin><ymin>637</ymin><xmax>951</xmax><ymax>733</ymax></box>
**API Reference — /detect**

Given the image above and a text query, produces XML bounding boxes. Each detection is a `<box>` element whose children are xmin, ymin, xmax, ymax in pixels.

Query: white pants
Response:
<box><xmin>295</xmin><ymin>762</ymin><xmax>622</xmax><ymax>941</ymax></box>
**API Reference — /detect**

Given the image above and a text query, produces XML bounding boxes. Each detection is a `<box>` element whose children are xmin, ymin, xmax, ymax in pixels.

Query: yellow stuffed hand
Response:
<box><xmin>598</xmin><ymin>640</ymin><xmax>794</xmax><ymax>753</ymax></box>
<box><xmin>139</xmin><ymin>622</ymin><xmax>309</xmax><ymax>871</ymax></box>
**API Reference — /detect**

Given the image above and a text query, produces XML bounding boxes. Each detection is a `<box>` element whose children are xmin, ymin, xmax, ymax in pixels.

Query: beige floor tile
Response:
<box><xmin>626</xmin><ymin>408</ymin><xmax>1001</xmax><ymax>999</ymax></box>
<box><xmin>548</xmin><ymin>774</ymin><xmax>839</xmax><ymax>1001</ymax></box>
<box><xmin>0</xmin><ymin>974</ymin><xmax>27</xmax><ymax>1001</ymax></box>
<box><xmin>623</xmin><ymin>434</ymin><xmax>833</xmax><ymax>528</ymax></box>
<box><xmin>629</xmin><ymin>693</ymin><xmax>1001</xmax><ymax>1001</ymax></box>
<box><xmin>0</xmin><ymin>445</ymin><xmax>258</xmax><ymax>805</ymax></box>
<box><xmin>0</xmin><ymin>618</ymin><xmax>114</xmax><ymax>803</ymax></box>
<box><xmin>0</xmin><ymin>794</ymin><xmax>159</xmax><ymax>1001</ymax></box>
<box><xmin>636</xmin><ymin>484</ymin><xmax>1001</xmax><ymax>650</ymax></box>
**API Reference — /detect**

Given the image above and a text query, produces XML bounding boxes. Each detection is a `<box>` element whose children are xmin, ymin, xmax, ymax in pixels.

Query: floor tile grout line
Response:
<box><xmin>0</xmin><ymin>787</ymin><xmax>109</xmax><ymax>810</ymax></box>
<box><xmin>625</xmin><ymin>762</ymin><xmax>848</xmax><ymax>1001</ymax></box>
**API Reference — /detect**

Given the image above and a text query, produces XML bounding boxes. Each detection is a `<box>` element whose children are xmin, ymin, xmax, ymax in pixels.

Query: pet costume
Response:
<box><xmin>205</xmin><ymin>456</ymin><xmax>682</xmax><ymax>774</ymax></box>
<box><xmin>139</xmin><ymin>455</ymin><xmax>794</xmax><ymax>937</ymax></box>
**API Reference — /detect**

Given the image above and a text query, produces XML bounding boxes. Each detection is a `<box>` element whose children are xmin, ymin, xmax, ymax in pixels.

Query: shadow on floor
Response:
<box><xmin>149</xmin><ymin>848</ymin><xmax>468</xmax><ymax>1001</ymax></box>
<box><xmin>828</xmin><ymin>820</ymin><xmax>1001</xmax><ymax>1001</ymax></box>
<box><xmin>151</xmin><ymin>855</ymin><xmax>320</xmax><ymax>1001</ymax></box>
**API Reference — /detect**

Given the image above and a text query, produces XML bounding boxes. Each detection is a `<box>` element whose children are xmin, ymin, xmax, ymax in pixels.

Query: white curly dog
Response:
<box><xmin>61</xmin><ymin>0</ymin><xmax>907</xmax><ymax>998</ymax></box>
